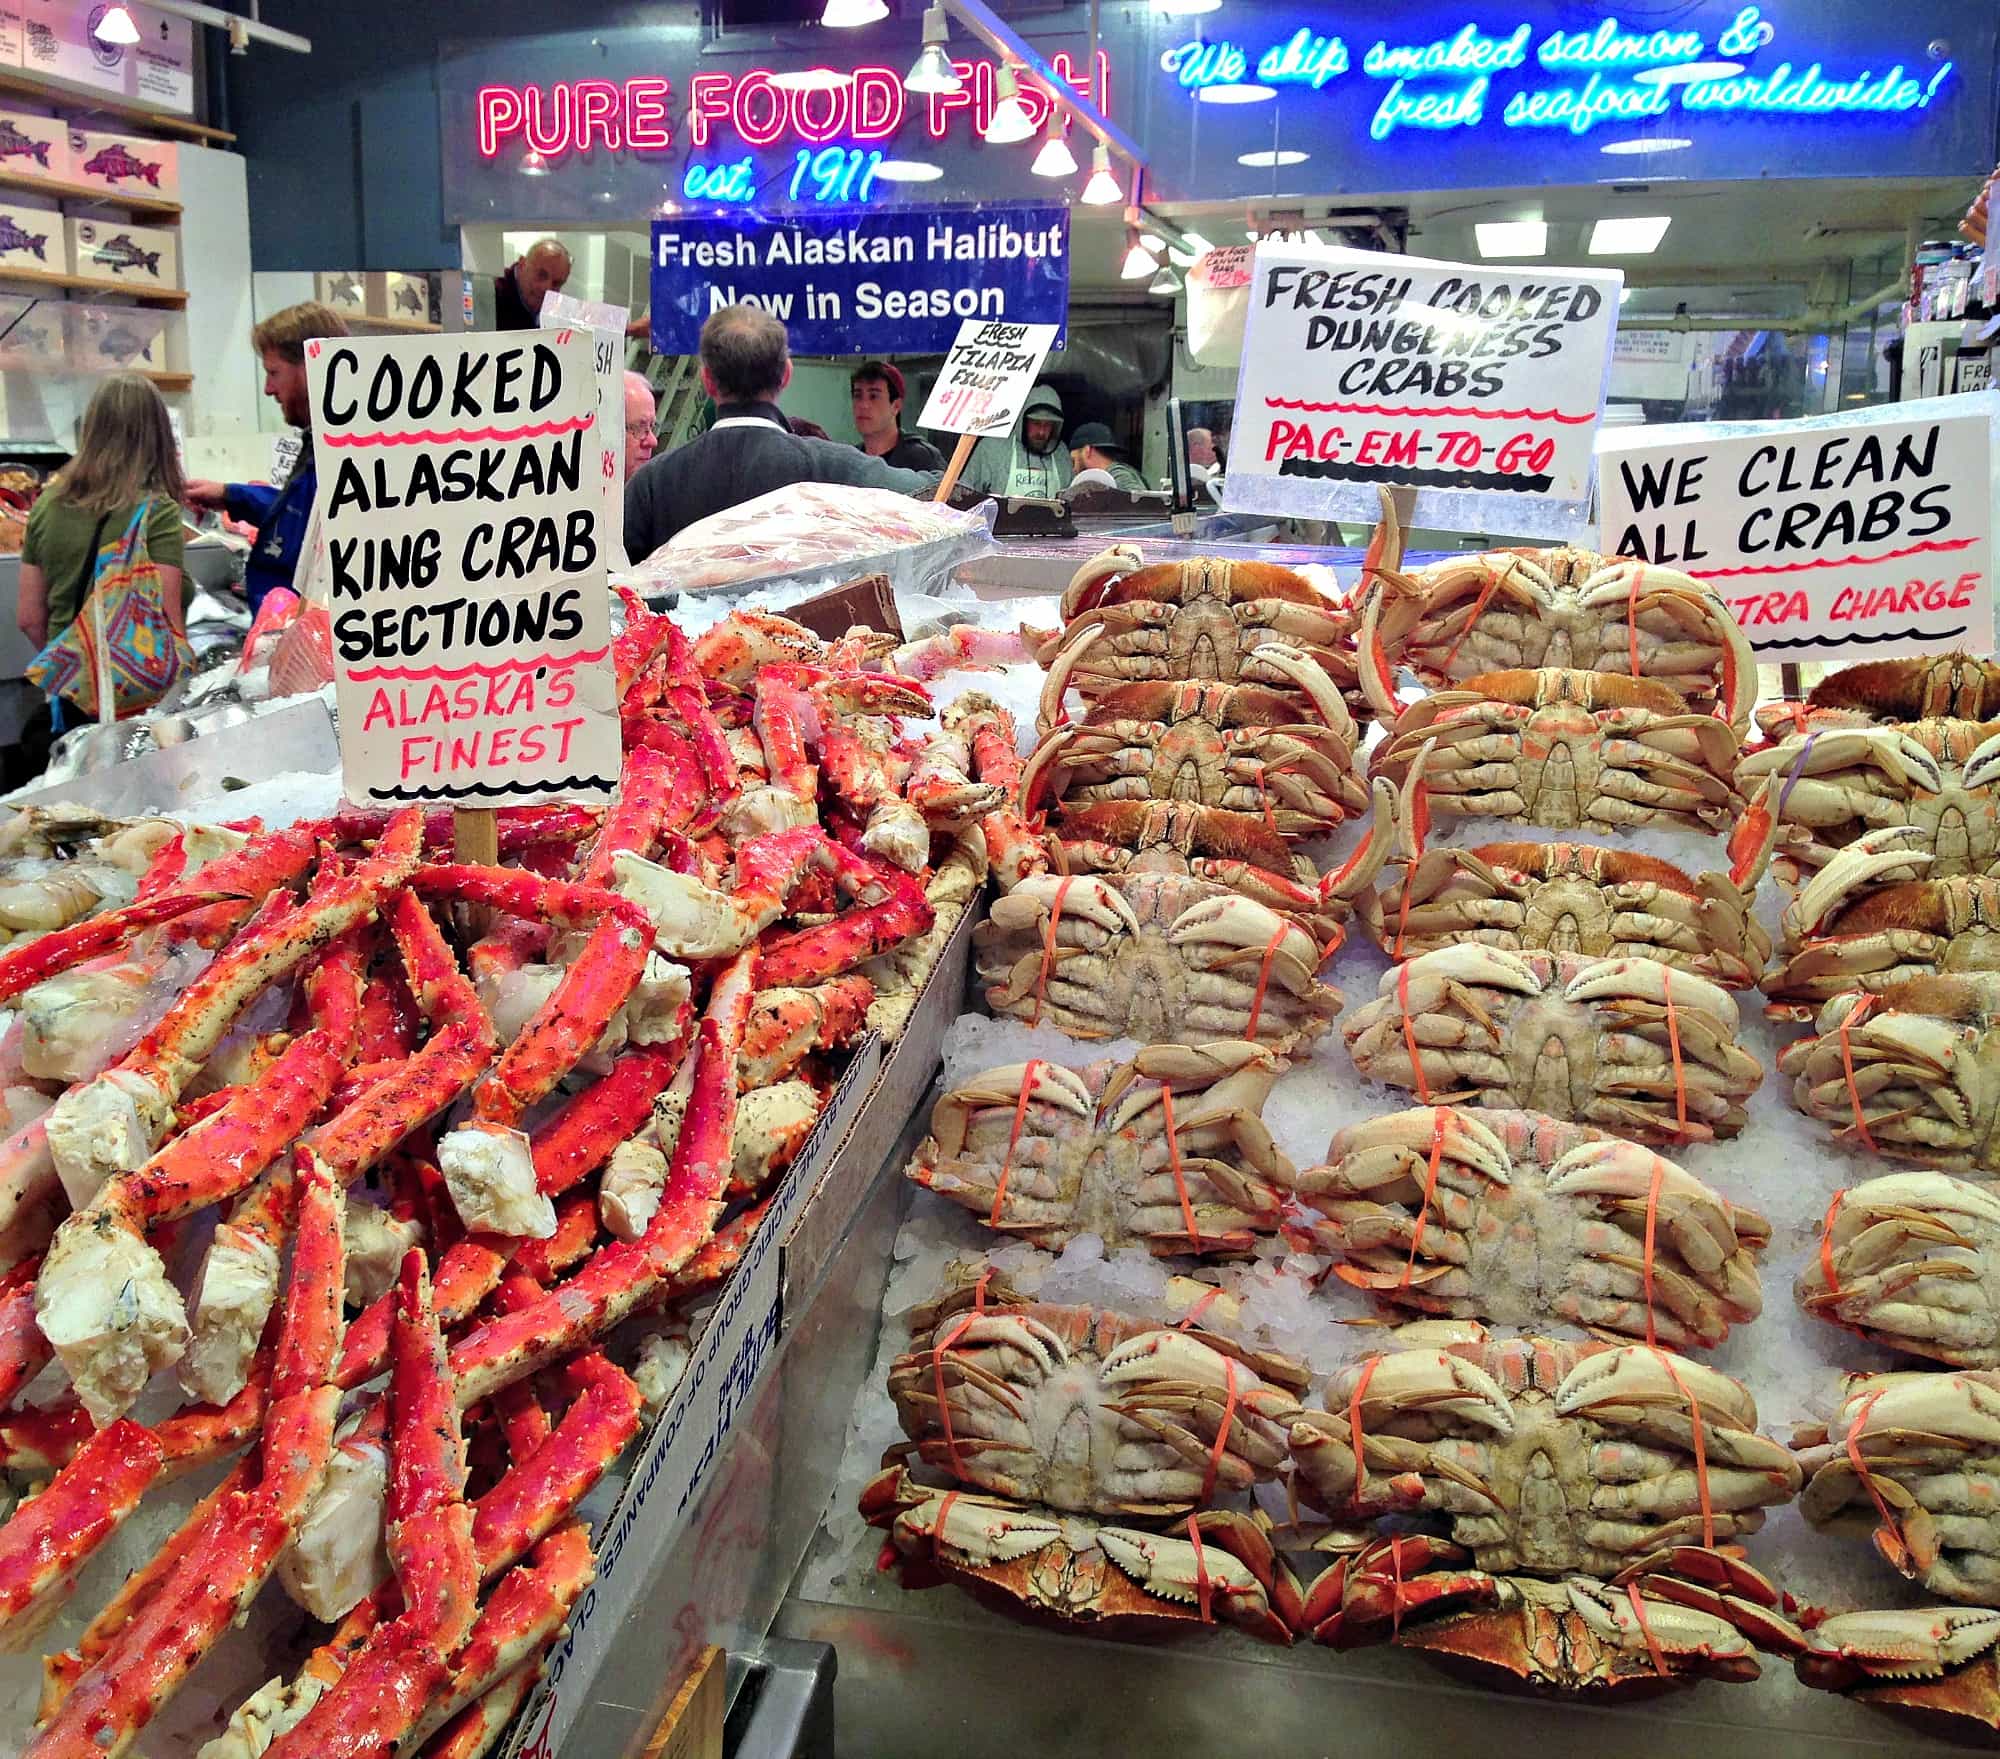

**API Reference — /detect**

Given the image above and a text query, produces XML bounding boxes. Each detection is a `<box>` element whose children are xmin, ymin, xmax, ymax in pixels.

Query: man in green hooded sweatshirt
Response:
<box><xmin>959</xmin><ymin>382</ymin><xmax>1074</xmax><ymax>499</ymax></box>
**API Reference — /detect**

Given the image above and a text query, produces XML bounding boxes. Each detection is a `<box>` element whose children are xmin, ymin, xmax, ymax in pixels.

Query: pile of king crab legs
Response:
<box><xmin>0</xmin><ymin>597</ymin><xmax>999</xmax><ymax>1757</ymax></box>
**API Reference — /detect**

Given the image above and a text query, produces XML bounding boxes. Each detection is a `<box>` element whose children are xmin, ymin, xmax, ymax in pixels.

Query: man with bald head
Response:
<box><xmin>623</xmin><ymin>372</ymin><xmax>657</xmax><ymax>479</ymax></box>
<box><xmin>494</xmin><ymin>238</ymin><xmax>571</xmax><ymax>330</ymax></box>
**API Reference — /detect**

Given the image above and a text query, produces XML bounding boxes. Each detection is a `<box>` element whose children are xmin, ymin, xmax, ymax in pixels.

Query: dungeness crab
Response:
<box><xmin>908</xmin><ymin>1041</ymin><xmax>1292</xmax><ymax>1255</ymax></box>
<box><xmin>1290</xmin><ymin>1330</ymin><xmax>1804</xmax><ymax>1694</ymax></box>
<box><xmin>1342</xmin><ymin>947</ymin><xmax>1763</xmax><ymax>1144</ymax></box>
<box><xmin>1288</xmin><ymin>1106</ymin><xmax>1767</xmax><ymax>1349</ymax></box>
<box><xmin>860</xmin><ymin>1277</ymin><xmax>1304</xmax><ymax>1642</ymax></box>
<box><xmin>1796</xmin><ymin>1603</ymin><xmax>2000</xmax><ymax>1741</ymax></box>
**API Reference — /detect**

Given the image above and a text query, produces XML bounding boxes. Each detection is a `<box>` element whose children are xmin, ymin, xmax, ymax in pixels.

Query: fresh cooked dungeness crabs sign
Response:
<box><xmin>1222</xmin><ymin>243</ymin><xmax>1622</xmax><ymax>538</ymax></box>
<box><xmin>306</xmin><ymin>329</ymin><xmax>621</xmax><ymax>804</ymax></box>
<box><xmin>1597</xmin><ymin>393</ymin><xmax>1998</xmax><ymax>661</ymax></box>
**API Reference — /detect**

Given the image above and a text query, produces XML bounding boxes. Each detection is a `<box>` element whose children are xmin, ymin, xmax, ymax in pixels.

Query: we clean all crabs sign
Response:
<box><xmin>305</xmin><ymin>328</ymin><xmax>622</xmax><ymax>805</ymax></box>
<box><xmin>1222</xmin><ymin>242</ymin><xmax>1622</xmax><ymax>538</ymax></box>
<box><xmin>1597</xmin><ymin>392</ymin><xmax>1998</xmax><ymax>661</ymax></box>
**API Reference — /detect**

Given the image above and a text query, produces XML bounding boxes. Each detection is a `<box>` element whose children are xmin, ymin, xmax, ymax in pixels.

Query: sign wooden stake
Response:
<box><xmin>453</xmin><ymin>807</ymin><xmax>498</xmax><ymax>935</ymax></box>
<box><xmin>641</xmin><ymin>1645</ymin><xmax>725</xmax><ymax>1759</ymax></box>
<box><xmin>934</xmin><ymin>432</ymin><xmax>977</xmax><ymax>502</ymax></box>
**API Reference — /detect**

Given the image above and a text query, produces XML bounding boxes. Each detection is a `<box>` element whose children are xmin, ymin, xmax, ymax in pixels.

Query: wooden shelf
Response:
<box><xmin>0</xmin><ymin>167</ymin><xmax>179</xmax><ymax>221</ymax></box>
<box><xmin>142</xmin><ymin>370</ymin><xmax>190</xmax><ymax>390</ymax></box>
<box><xmin>343</xmin><ymin>312</ymin><xmax>441</xmax><ymax>334</ymax></box>
<box><xmin>0</xmin><ymin>68</ymin><xmax>232</xmax><ymax>143</ymax></box>
<box><xmin>0</xmin><ymin>265</ymin><xmax>184</xmax><ymax>307</ymax></box>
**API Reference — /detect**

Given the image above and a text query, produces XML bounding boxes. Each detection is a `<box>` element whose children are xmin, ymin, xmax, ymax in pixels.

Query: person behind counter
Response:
<box><xmin>494</xmin><ymin>238</ymin><xmax>571</xmax><ymax>331</ymax></box>
<box><xmin>1187</xmin><ymin>426</ymin><xmax>1221</xmax><ymax>479</ymax></box>
<box><xmin>623</xmin><ymin>303</ymin><xmax>939</xmax><ymax>561</ymax></box>
<box><xmin>184</xmin><ymin>301</ymin><xmax>349</xmax><ymax>614</ymax></box>
<box><xmin>959</xmin><ymin>383</ymin><xmax>1072</xmax><ymax>499</ymax></box>
<box><xmin>623</xmin><ymin>371</ymin><xmax>658</xmax><ymax>480</ymax></box>
<box><xmin>850</xmin><ymin>361</ymin><xmax>944</xmax><ymax>471</ymax></box>
<box><xmin>1069</xmin><ymin>422</ymin><xmax>1148</xmax><ymax>493</ymax></box>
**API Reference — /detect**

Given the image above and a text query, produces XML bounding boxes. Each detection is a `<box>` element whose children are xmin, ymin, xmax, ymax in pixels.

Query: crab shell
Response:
<box><xmin>1364</xmin><ymin>838</ymin><xmax>1771</xmax><ymax>989</ymax></box>
<box><xmin>1780</xmin><ymin>972</ymin><xmax>2000</xmax><ymax>1173</ymax></box>
<box><xmin>860</xmin><ymin>1461</ymin><xmax>1293</xmax><ymax>1645</ymax></box>
<box><xmin>1342</xmin><ymin>946</ymin><xmax>1763</xmax><ymax>1145</ymax></box>
<box><xmin>1370</xmin><ymin>668</ymin><xmax>1744</xmax><ymax>835</ymax></box>
<box><xmin>1358</xmin><ymin>532</ymin><xmax>1755</xmax><ymax>737</ymax></box>
<box><xmin>909</xmin><ymin>1041</ymin><xmax>1296</xmax><ymax>1257</ymax></box>
<box><xmin>1797</xmin><ymin>1604</ymin><xmax>2000</xmax><ymax>1741</ymax></box>
<box><xmin>1289</xmin><ymin>1105</ymin><xmax>1768</xmax><ymax>1349</ymax></box>
<box><xmin>974</xmin><ymin>870</ymin><xmax>1345</xmax><ymax>1050</ymax></box>
<box><xmin>1798</xmin><ymin>1171</ymin><xmax>2000</xmax><ymax>1368</ymax></box>
<box><xmin>1809</xmin><ymin>653</ymin><xmax>2000</xmax><ymax>724</ymax></box>
<box><xmin>1290</xmin><ymin>1335</ymin><xmax>1799</xmax><ymax>1575</ymax></box>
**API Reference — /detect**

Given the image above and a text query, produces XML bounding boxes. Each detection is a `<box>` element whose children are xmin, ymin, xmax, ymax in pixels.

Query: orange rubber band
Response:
<box><xmin>932</xmin><ymin>1489</ymin><xmax>960</xmax><ymax>1567</ymax></box>
<box><xmin>989</xmin><ymin>1060</ymin><xmax>1044</xmax><ymax>1227</ymax></box>
<box><xmin>1663</xmin><ymin>984</ymin><xmax>1688</xmax><ymax>1139</ymax></box>
<box><xmin>1244</xmin><ymin>923</ymin><xmax>1292</xmax><ymax>1043</ymax></box>
<box><xmin>1387</xmin><ymin>1534</ymin><xmax>1408</xmax><ymax>1638</ymax></box>
<box><xmin>1256</xmin><ymin>761</ymin><xmax>1281</xmax><ymax>838</ymax></box>
<box><xmin>1392</xmin><ymin>868</ymin><xmax>1417</xmax><ymax>959</ymax></box>
<box><xmin>1819</xmin><ymin>1187</ymin><xmax>1848</xmax><ymax>1303</ymax></box>
<box><xmin>1648</xmin><ymin>1346</ymin><xmax>1715</xmax><ymax>1548</ymax></box>
<box><xmin>1627</xmin><ymin>562</ymin><xmax>1645</xmax><ymax>680</ymax></box>
<box><xmin>1641</xmin><ymin>1154</ymin><xmax>1666</xmax><ymax>1348</ymax></box>
<box><xmin>1178</xmin><ymin>1284</ymin><xmax>1225</xmax><ymax>1331</ymax></box>
<box><xmin>1159</xmin><ymin>1082</ymin><xmax>1203</xmax><ymax>1252</ymax></box>
<box><xmin>929</xmin><ymin>1274</ymin><xmax>993</xmax><ymax>1479</ymax></box>
<box><xmin>1401</xmin><ymin>1110</ymin><xmax>1448</xmax><ymax>1289</ymax></box>
<box><xmin>1398</xmin><ymin>962</ymin><xmax>1431</xmax><ymax>1103</ymax></box>
<box><xmin>1198</xmin><ymin>1357</ymin><xmax>1240</xmax><ymax>1504</ymax></box>
<box><xmin>1347</xmin><ymin>1355</ymin><xmax>1381</xmax><ymax>1503</ymax></box>
<box><xmin>1030</xmin><ymin>876</ymin><xmax>1074</xmax><ymax>1028</ymax></box>
<box><xmin>1438</xmin><ymin>567</ymin><xmax>1506</xmax><ymax>673</ymax></box>
<box><xmin>1626</xmin><ymin>1581</ymin><xmax>1671</xmax><ymax>1678</ymax></box>
<box><xmin>1185</xmin><ymin>1512</ymin><xmax>1214</xmax><ymax>1625</ymax></box>
<box><xmin>1844</xmin><ymin>1390</ymin><xmax>1903</xmax><ymax>1553</ymax></box>
<box><xmin>1837</xmin><ymin>995</ymin><xmax>1880</xmax><ymax>1151</ymax></box>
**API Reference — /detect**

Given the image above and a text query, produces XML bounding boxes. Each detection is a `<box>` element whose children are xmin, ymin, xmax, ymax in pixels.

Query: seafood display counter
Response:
<box><xmin>764</xmin><ymin>535</ymin><xmax>2000</xmax><ymax>1756</ymax></box>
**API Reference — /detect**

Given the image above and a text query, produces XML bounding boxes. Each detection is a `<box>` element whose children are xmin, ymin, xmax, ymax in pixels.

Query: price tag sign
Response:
<box><xmin>917</xmin><ymin>318</ymin><xmax>1060</xmax><ymax>438</ymax></box>
<box><xmin>306</xmin><ymin>328</ymin><xmax>622</xmax><ymax>805</ymax></box>
<box><xmin>1597</xmin><ymin>393</ymin><xmax>1998</xmax><ymax>660</ymax></box>
<box><xmin>541</xmin><ymin>289</ymin><xmax>631</xmax><ymax>562</ymax></box>
<box><xmin>1221</xmin><ymin>242</ymin><xmax>1622</xmax><ymax>537</ymax></box>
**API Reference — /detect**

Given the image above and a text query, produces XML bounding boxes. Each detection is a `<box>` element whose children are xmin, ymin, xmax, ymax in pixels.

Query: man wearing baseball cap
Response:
<box><xmin>850</xmin><ymin>361</ymin><xmax>945</xmax><ymax>472</ymax></box>
<box><xmin>1069</xmin><ymin>422</ymin><xmax>1148</xmax><ymax>493</ymax></box>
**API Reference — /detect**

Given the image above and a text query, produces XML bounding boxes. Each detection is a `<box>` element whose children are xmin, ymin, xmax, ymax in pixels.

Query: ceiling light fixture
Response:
<box><xmin>821</xmin><ymin>0</ymin><xmax>888</xmax><ymax>26</ymax></box>
<box><xmin>983</xmin><ymin>65</ymin><xmax>1038</xmax><ymax>145</ymax></box>
<box><xmin>1152</xmin><ymin>0</ymin><xmax>1220</xmax><ymax>13</ymax></box>
<box><xmin>1140</xmin><ymin>230</ymin><xmax>1165</xmax><ymax>251</ymax></box>
<box><xmin>1182</xmin><ymin>230</ymin><xmax>1215</xmax><ymax>254</ymax></box>
<box><xmin>1632</xmin><ymin>59</ymin><xmax>1744</xmax><ymax>86</ymax></box>
<box><xmin>1588</xmin><ymin>214</ymin><xmax>1673</xmax><ymax>254</ymax></box>
<box><xmin>1080</xmin><ymin>142</ymin><xmax>1123</xmax><ymax>205</ymax></box>
<box><xmin>1474</xmin><ymin>219</ymin><xmax>1548</xmax><ymax>257</ymax></box>
<box><xmin>1237</xmin><ymin>148</ymin><xmax>1308</xmax><ymax>168</ymax></box>
<box><xmin>92</xmin><ymin>3</ymin><xmax>140</xmax><ymax>43</ymax></box>
<box><xmin>1598</xmin><ymin>136</ymin><xmax>1693</xmax><ymax>155</ymax></box>
<box><xmin>1121</xmin><ymin>223</ymin><xmax>1160</xmax><ymax>281</ymax></box>
<box><xmin>1196</xmin><ymin>82</ymin><xmax>1276</xmax><ymax>104</ymax></box>
<box><xmin>1148</xmin><ymin>267</ymin><xmax>1182</xmax><ymax>296</ymax></box>
<box><xmin>1031</xmin><ymin>113</ymin><xmax>1077</xmax><ymax>178</ymax></box>
<box><xmin>870</xmin><ymin>158</ymin><xmax>946</xmax><ymax>182</ymax></box>
<box><xmin>904</xmin><ymin>5</ymin><xmax>962</xmax><ymax>95</ymax></box>
<box><xmin>771</xmin><ymin>68</ymin><xmax>854</xmax><ymax>91</ymax></box>
<box><xmin>519</xmin><ymin>149</ymin><xmax>552</xmax><ymax>177</ymax></box>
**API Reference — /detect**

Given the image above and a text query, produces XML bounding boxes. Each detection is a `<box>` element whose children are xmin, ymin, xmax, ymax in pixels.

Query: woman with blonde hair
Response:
<box><xmin>17</xmin><ymin>371</ymin><xmax>185</xmax><ymax>653</ymax></box>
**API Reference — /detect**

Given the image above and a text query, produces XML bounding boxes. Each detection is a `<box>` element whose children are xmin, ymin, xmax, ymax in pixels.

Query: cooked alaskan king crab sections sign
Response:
<box><xmin>1222</xmin><ymin>243</ymin><xmax>1621</xmax><ymax>535</ymax></box>
<box><xmin>305</xmin><ymin>328</ymin><xmax>622</xmax><ymax>804</ymax></box>
<box><xmin>1597</xmin><ymin>393</ymin><xmax>1998</xmax><ymax>661</ymax></box>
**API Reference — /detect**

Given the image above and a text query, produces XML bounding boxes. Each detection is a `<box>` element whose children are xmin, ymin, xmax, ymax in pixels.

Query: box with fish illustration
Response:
<box><xmin>374</xmin><ymin>271</ymin><xmax>435</xmax><ymax>324</ymax></box>
<box><xmin>0</xmin><ymin>112</ymin><xmax>66</xmax><ymax>181</ymax></box>
<box><xmin>66</xmin><ymin>130</ymin><xmax>178</xmax><ymax>199</ymax></box>
<box><xmin>0</xmin><ymin>202</ymin><xmax>61</xmax><ymax>271</ymax></box>
<box><xmin>314</xmin><ymin>270</ymin><xmax>367</xmax><ymax>315</ymax></box>
<box><xmin>67</xmin><ymin>218</ymin><xmax>176</xmax><ymax>289</ymax></box>
<box><xmin>66</xmin><ymin>302</ymin><xmax>167</xmax><ymax>371</ymax></box>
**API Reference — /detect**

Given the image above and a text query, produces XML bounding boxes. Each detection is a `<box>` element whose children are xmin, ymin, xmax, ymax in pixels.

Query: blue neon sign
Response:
<box><xmin>682</xmin><ymin>145</ymin><xmax>884</xmax><ymax>208</ymax></box>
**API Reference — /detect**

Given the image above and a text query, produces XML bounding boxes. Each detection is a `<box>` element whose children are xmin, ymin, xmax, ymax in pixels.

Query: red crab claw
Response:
<box><xmin>755</xmin><ymin>861</ymin><xmax>933</xmax><ymax>987</ymax></box>
<box><xmin>577</xmin><ymin>743</ymin><xmax>695</xmax><ymax>886</ymax></box>
<box><xmin>1726</xmin><ymin>774</ymin><xmax>1781</xmax><ymax>892</ymax></box>
<box><xmin>0</xmin><ymin>890</ymin><xmax>232</xmax><ymax>1004</ymax></box>
<box><xmin>1297</xmin><ymin>1534</ymin><xmax>1476</xmax><ymax>1645</ymax></box>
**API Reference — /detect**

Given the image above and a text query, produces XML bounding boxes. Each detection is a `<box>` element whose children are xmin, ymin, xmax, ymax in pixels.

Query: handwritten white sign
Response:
<box><xmin>1597</xmin><ymin>394</ymin><xmax>1998</xmax><ymax>660</ymax></box>
<box><xmin>305</xmin><ymin>329</ymin><xmax>622</xmax><ymax>805</ymax></box>
<box><xmin>917</xmin><ymin>317</ymin><xmax>1060</xmax><ymax>438</ymax></box>
<box><xmin>1222</xmin><ymin>243</ymin><xmax>1622</xmax><ymax>536</ymax></box>
<box><xmin>540</xmin><ymin>290</ymin><xmax>631</xmax><ymax>562</ymax></box>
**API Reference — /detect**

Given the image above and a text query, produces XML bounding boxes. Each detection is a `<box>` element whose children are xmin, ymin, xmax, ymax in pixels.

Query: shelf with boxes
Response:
<box><xmin>315</xmin><ymin>269</ymin><xmax>442</xmax><ymax>334</ymax></box>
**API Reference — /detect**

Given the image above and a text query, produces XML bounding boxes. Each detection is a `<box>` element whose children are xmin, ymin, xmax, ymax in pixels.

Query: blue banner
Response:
<box><xmin>649</xmin><ymin>204</ymin><xmax>1069</xmax><ymax>357</ymax></box>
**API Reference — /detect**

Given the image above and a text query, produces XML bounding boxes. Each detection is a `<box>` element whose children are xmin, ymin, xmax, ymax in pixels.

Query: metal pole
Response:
<box><xmin>940</xmin><ymin>0</ymin><xmax>1146</xmax><ymax>171</ymax></box>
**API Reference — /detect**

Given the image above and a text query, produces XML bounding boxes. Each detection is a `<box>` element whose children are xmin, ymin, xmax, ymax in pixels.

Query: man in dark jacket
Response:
<box><xmin>624</xmin><ymin>305</ymin><xmax>938</xmax><ymax>560</ymax></box>
<box><xmin>494</xmin><ymin>238</ymin><xmax>571</xmax><ymax>331</ymax></box>
<box><xmin>850</xmin><ymin>360</ymin><xmax>944</xmax><ymax>471</ymax></box>
<box><xmin>183</xmin><ymin>301</ymin><xmax>350</xmax><ymax>613</ymax></box>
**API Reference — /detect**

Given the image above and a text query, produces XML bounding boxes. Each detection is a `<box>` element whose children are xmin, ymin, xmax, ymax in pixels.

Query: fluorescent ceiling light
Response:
<box><xmin>871</xmin><ymin>159</ymin><xmax>944</xmax><ymax>182</ymax></box>
<box><xmin>821</xmin><ymin>0</ymin><xmax>888</xmax><ymax>25</ymax></box>
<box><xmin>1080</xmin><ymin>143</ymin><xmax>1123</xmax><ymax>205</ymax></box>
<box><xmin>983</xmin><ymin>66</ymin><xmax>1037</xmax><ymax>144</ymax></box>
<box><xmin>93</xmin><ymin>3</ymin><xmax>140</xmax><ymax>42</ymax></box>
<box><xmin>1153</xmin><ymin>0</ymin><xmax>1220</xmax><ymax>13</ymax></box>
<box><xmin>905</xmin><ymin>6</ymin><xmax>961</xmax><ymax>95</ymax></box>
<box><xmin>1197</xmin><ymin>83</ymin><xmax>1276</xmax><ymax>104</ymax></box>
<box><xmin>1121</xmin><ymin>230</ymin><xmax>1160</xmax><ymax>280</ymax></box>
<box><xmin>1633</xmin><ymin>60</ymin><xmax>1745</xmax><ymax>86</ymax></box>
<box><xmin>1589</xmin><ymin>215</ymin><xmax>1672</xmax><ymax>254</ymax></box>
<box><xmin>1031</xmin><ymin>119</ymin><xmax>1077</xmax><ymax>178</ymax></box>
<box><xmin>1598</xmin><ymin>136</ymin><xmax>1693</xmax><ymax>156</ymax></box>
<box><xmin>771</xmin><ymin>68</ymin><xmax>853</xmax><ymax>91</ymax></box>
<box><xmin>1474</xmin><ymin>219</ymin><xmax>1547</xmax><ymax>257</ymax></box>
<box><xmin>1237</xmin><ymin>148</ymin><xmax>1308</xmax><ymax>168</ymax></box>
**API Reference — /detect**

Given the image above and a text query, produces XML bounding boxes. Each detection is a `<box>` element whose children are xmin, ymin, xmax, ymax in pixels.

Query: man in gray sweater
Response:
<box><xmin>624</xmin><ymin>304</ymin><xmax>939</xmax><ymax>562</ymax></box>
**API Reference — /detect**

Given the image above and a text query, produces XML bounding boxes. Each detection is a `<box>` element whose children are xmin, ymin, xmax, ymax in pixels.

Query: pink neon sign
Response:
<box><xmin>475</xmin><ymin>53</ymin><xmax>1109</xmax><ymax>160</ymax></box>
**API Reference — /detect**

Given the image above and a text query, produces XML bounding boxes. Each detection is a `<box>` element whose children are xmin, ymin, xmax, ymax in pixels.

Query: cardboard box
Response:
<box><xmin>0</xmin><ymin>200</ymin><xmax>60</xmax><ymax>271</ymax></box>
<box><xmin>70</xmin><ymin>303</ymin><xmax>167</xmax><ymax>371</ymax></box>
<box><xmin>380</xmin><ymin>271</ymin><xmax>432</xmax><ymax>323</ymax></box>
<box><xmin>315</xmin><ymin>270</ymin><xmax>368</xmax><ymax>316</ymax></box>
<box><xmin>68</xmin><ymin>217</ymin><xmax>176</xmax><ymax>289</ymax></box>
<box><xmin>67</xmin><ymin>129</ymin><xmax>178</xmax><ymax>198</ymax></box>
<box><xmin>0</xmin><ymin>110</ymin><xmax>64</xmax><ymax>180</ymax></box>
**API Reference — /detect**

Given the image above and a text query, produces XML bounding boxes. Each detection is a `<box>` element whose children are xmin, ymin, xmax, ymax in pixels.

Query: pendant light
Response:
<box><xmin>821</xmin><ymin>0</ymin><xmax>888</xmax><ymax>27</ymax></box>
<box><xmin>982</xmin><ymin>66</ymin><xmax>1037</xmax><ymax>145</ymax></box>
<box><xmin>92</xmin><ymin>3</ymin><xmax>140</xmax><ymax>41</ymax></box>
<box><xmin>1079</xmin><ymin>143</ymin><xmax>1123</xmax><ymax>205</ymax></box>
<box><xmin>1120</xmin><ymin>223</ymin><xmax>1160</xmax><ymax>281</ymax></box>
<box><xmin>1031</xmin><ymin>113</ymin><xmax>1077</xmax><ymax>178</ymax></box>
<box><xmin>904</xmin><ymin>5</ymin><xmax>962</xmax><ymax>95</ymax></box>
